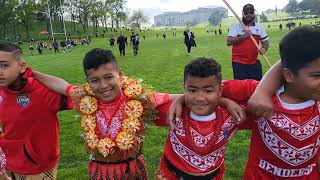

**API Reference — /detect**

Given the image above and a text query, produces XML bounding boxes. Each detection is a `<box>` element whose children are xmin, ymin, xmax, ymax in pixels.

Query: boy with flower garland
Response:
<box><xmin>35</xmin><ymin>49</ymin><xmax>244</xmax><ymax>179</ymax></box>
<box><xmin>0</xmin><ymin>41</ymin><xmax>72</xmax><ymax>179</ymax></box>
<box><xmin>221</xmin><ymin>26</ymin><xmax>320</xmax><ymax>179</ymax></box>
<box><xmin>153</xmin><ymin>58</ymin><xmax>245</xmax><ymax>180</ymax></box>
<box><xmin>33</xmin><ymin>48</ymin><xmax>176</xmax><ymax>179</ymax></box>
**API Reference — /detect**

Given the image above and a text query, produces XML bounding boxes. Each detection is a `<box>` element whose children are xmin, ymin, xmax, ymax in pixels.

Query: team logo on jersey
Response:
<box><xmin>16</xmin><ymin>93</ymin><xmax>30</xmax><ymax>107</ymax></box>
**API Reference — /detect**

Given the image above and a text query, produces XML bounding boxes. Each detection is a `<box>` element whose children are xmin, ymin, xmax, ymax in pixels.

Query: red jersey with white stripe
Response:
<box><xmin>223</xmin><ymin>80</ymin><xmax>320</xmax><ymax>179</ymax></box>
<box><xmin>156</xmin><ymin>101</ymin><xmax>238</xmax><ymax>178</ymax></box>
<box><xmin>228</xmin><ymin>23</ymin><xmax>268</xmax><ymax>65</ymax></box>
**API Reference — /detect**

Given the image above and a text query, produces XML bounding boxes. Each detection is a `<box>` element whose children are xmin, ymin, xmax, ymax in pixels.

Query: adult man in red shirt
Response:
<box><xmin>227</xmin><ymin>4</ymin><xmax>269</xmax><ymax>80</ymax></box>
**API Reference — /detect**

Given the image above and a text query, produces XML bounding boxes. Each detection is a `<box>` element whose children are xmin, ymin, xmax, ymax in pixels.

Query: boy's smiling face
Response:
<box><xmin>0</xmin><ymin>51</ymin><xmax>26</xmax><ymax>88</ymax></box>
<box><xmin>184</xmin><ymin>75</ymin><xmax>222</xmax><ymax>116</ymax></box>
<box><xmin>86</xmin><ymin>62</ymin><xmax>121</xmax><ymax>103</ymax></box>
<box><xmin>285</xmin><ymin>58</ymin><xmax>320</xmax><ymax>102</ymax></box>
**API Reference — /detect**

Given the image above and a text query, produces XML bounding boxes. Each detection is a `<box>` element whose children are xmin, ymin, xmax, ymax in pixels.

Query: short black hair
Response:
<box><xmin>0</xmin><ymin>41</ymin><xmax>23</xmax><ymax>60</ymax></box>
<box><xmin>184</xmin><ymin>57</ymin><xmax>222</xmax><ymax>83</ymax></box>
<box><xmin>83</xmin><ymin>48</ymin><xmax>117</xmax><ymax>75</ymax></box>
<box><xmin>280</xmin><ymin>25</ymin><xmax>320</xmax><ymax>75</ymax></box>
<box><xmin>243</xmin><ymin>4</ymin><xmax>254</xmax><ymax>12</ymax></box>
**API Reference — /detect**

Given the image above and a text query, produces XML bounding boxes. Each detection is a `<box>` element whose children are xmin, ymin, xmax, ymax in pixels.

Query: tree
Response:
<box><xmin>75</xmin><ymin>0</ymin><xmax>94</xmax><ymax>33</ymax></box>
<box><xmin>208</xmin><ymin>8</ymin><xmax>227</xmax><ymax>26</ymax></box>
<box><xmin>98</xmin><ymin>0</ymin><xmax>112</xmax><ymax>29</ymax></box>
<box><xmin>65</xmin><ymin>0</ymin><xmax>79</xmax><ymax>33</ymax></box>
<box><xmin>90</xmin><ymin>1</ymin><xmax>105</xmax><ymax>33</ymax></box>
<box><xmin>299</xmin><ymin>0</ymin><xmax>320</xmax><ymax>14</ymax></box>
<box><xmin>110</xmin><ymin>0</ymin><xmax>126</xmax><ymax>28</ymax></box>
<box><xmin>16</xmin><ymin>0</ymin><xmax>39</xmax><ymax>39</ymax></box>
<box><xmin>284</xmin><ymin>0</ymin><xmax>300</xmax><ymax>14</ymax></box>
<box><xmin>128</xmin><ymin>10</ymin><xmax>148</xmax><ymax>28</ymax></box>
<box><xmin>260</xmin><ymin>12</ymin><xmax>268</xmax><ymax>22</ymax></box>
<box><xmin>0</xmin><ymin>0</ymin><xmax>19</xmax><ymax>39</ymax></box>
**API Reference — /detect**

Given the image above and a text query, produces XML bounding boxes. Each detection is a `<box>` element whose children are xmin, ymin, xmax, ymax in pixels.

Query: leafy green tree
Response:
<box><xmin>284</xmin><ymin>0</ymin><xmax>300</xmax><ymax>14</ymax></box>
<box><xmin>110</xmin><ymin>0</ymin><xmax>126</xmax><ymax>28</ymax></box>
<box><xmin>128</xmin><ymin>10</ymin><xmax>148</xmax><ymax>28</ymax></box>
<box><xmin>208</xmin><ymin>8</ymin><xmax>227</xmax><ymax>26</ymax></box>
<box><xmin>0</xmin><ymin>0</ymin><xmax>19</xmax><ymax>39</ymax></box>
<box><xmin>299</xmin><ymin>0</ymin><xmax>320</xmax><ymax>14</ymax></box>
<box><xmin>16</xmin><ymin>0</ymin><xmax>39</xmax><ymax>39</ymax></box>
<box><xmin>90</xmin><ymin>1</ymin><xmax>104</xmax><ymax>33</ymax></box>
<box><xmin>75</xmin><ymin>0</ymin><xmax>94</xmax><ymax>33</ymax></box>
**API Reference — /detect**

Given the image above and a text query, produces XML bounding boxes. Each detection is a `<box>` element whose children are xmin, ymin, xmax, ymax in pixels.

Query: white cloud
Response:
<box><xmin>126</xmin><ymin>0</ymin><xmax>289</xmax><ymax>15</ymax></box>
<box><xmin>126</xmin><ymin>0</ymin><xmax>290</xmax><ymax>25</ymax></box>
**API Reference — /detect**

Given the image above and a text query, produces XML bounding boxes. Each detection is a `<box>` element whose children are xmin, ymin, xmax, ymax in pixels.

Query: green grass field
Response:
<box><xmin>19</xmin><ymin>17</ymin><xmax>319</xmax><ymax>179</ymax></box>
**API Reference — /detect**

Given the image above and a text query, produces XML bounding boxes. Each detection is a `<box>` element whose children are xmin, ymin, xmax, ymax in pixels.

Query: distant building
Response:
<box><xmin>154</xmin><ymin>6</ymin><xmax>228</xmax><ymax>26</ymax></box>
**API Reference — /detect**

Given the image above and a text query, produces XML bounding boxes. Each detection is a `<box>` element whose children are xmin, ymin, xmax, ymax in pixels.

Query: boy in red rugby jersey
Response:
<box><xmin>33</xmin><ymin>48</ymin><xmax>174</xmax><ymax>179</ymax></box>
<box><xmin>170</xmin><ymin>26</ymin><xmax>320</xmax><ymax>179</ymax></box>
<box><xmin>154</xmin><ymin>58</ymin><xmax>245</xmax><ymax>180</ymax></box>
<box><xmin>221</xmin><ymin>26</ymin><xmax>320</xmax><ymax>179</ymax></box>
<box><xmin>0</xmin><ymin>41</ymin><xmax>71</xmax><ymax>179</ymax></box>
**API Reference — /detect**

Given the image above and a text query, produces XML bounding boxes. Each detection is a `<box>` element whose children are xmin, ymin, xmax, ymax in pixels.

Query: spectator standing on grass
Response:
<box><xmin>117</xmin><ymin>33</ymin><xmax>127</xmax><ymax>56</ymax></box>
<box><xmin>227</xmin><ymin>4</ymin><xmax>269</xmax><ymax>80</ymax></box>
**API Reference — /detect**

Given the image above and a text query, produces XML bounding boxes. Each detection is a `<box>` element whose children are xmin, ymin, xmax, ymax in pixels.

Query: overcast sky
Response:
<box><xmin>126</xmin><ymin>0</ymin><xmax>291</xmax><ymax>13</ymax></box>
<box><xmin>126</xmin><ymin>0</ymin><xmax>292</xmax><ymax>24</ymax></box>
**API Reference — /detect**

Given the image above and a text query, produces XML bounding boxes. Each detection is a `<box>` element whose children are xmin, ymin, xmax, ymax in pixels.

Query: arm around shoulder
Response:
<box><xmin>33</xmin><ymin>70</ymin><xmax>70</xmax><ymax>96</ymax></box>
<box><xmin>248</xmin><ymin>61</ymin><xmax>282</xmax><ymax>118</ymax></box>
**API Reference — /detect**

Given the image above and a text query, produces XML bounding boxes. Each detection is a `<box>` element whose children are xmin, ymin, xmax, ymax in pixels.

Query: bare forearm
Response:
<box><xmin>218</xmin><ymin>97</ymin><xmax>233</xmax><ymax>107</ymax></box>
<box><xmin>248</xmin><ymin>61</ymin><xmax>281</xmax><ymax>117</ymax></box>
<box><xmin>227</xmin><ymin>36</ymin><xmax>248</xmax><ymax>46</ymax></box>
<box><xmin>261</xmin><ymin>40</ymin><xmax>269</xmax><ymax>52</ymax></box>
<box><xmin>33</xmin><ymin>71</ymin><xmax>69</xmax><ymax>95</ymax></box>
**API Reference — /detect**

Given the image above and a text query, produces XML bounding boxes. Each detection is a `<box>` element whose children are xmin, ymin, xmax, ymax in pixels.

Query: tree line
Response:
<box><xmin>284</xmin><ymin>0</ymin><xmax>320</xmax><ymax>15</ymax></box>
<box><xmin>0</xmin><ymin>0</ymin><xmax>149</xmax><ymax>40</ymax></box>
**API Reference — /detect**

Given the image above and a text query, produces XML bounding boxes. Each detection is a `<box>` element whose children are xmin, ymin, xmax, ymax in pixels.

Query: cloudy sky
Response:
<box><xmin>125</xmin><ymin>0</ymin><xmax>291</xmax><ymax>24</ymax></box>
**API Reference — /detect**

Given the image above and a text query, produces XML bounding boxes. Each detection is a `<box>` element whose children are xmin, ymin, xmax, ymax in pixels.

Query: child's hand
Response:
<box><xmin>220</xmin><ymin>98</ymin><xmax>246</xmax><ymax>124</ymax></box>
<box><xmin>248</xmin><ymin>91</ymin><xmax>273</xmax><ymax>118</ymax></box>
<box><xmin>167</xmin><ymin>96</ymin><xmax>185</xmax><ymax>130</ymax></box>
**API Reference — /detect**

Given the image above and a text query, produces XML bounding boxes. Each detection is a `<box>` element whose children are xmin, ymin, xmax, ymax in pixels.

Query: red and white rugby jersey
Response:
<box><xmin>228</xmin><ymin>23</ymin><xmax>268</xmax><ymax>65</ymax></box>
<box><xmin>244</xmin><ymin>87</ymin><xmax>320</xmax><ymax>179</ymax></box>
<box><xmin>156</xmin><ymin>102</ymin><xmax>238</xmax><ymax>177</ymax></box>
<box><xmin>222</xmin><ymin>80</ymin><xmax>320</xmax><ymax>179</ymax></box>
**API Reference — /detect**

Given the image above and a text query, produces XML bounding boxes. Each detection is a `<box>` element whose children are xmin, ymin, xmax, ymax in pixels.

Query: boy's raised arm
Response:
<box><xmin>248</xmin><ymin>61</ymin><xmax>282</xmax><ymax>117</ymax></box>
<box><xmin>33</xmin><ymin>71</ymin><xmax>70</xmax><ymax>96</ymax></box>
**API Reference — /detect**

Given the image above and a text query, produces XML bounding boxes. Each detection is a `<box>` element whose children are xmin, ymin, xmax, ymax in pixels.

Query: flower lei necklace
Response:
<box><xmin>75</xmin><ymin>76</ymin><xmax>155</xmax><ymax>157</ymax></box>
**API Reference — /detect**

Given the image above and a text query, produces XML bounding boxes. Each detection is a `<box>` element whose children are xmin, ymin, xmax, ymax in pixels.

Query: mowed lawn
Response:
<box><xmin>21</xmin><ymin>19</ymin><xmax>317</xmax><ymax>179</ymax></box>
